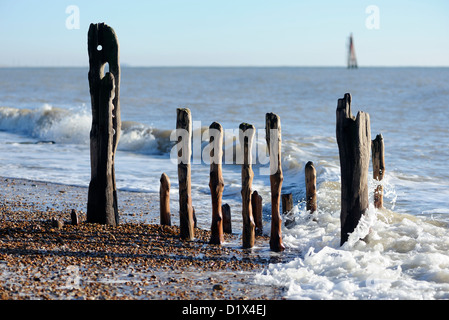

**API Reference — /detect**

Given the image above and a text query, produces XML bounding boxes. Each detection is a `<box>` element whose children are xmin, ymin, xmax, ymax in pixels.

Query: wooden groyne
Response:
<box><xmin>372</xmin><ymin>134</ymin><xmax>385</xmax><ymax>209</ymax></box>
<box><xmin>336</xmin><ymin>93</ymin><xmax>371</xmax><ymax>245</ymax></box>
<box><xmin>176</xmin><ymin>108</ymin><xmax>195</xmax><ymax>241</ymax></box>
<box><xmin>239</xmin><ymin>122</ymin><xmax>256</xmax><ymax>249</ymax></box>
<box><xmin>86</xmin><ymin>23</ymin><xmax>121</xmax><ymax>226</ymax></box>
<box><xmin>84</xmin><ymin>23</ymin><xmax>386</xmax><ymax>251</ymax></box>
<box><xmin>208</xmin><ymin>122</ymin><xmax>225</xmax><ymax>245</ymax></box>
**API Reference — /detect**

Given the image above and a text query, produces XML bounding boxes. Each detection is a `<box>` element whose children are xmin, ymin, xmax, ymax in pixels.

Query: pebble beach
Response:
<box><xmin>0</xmin><ymin>177</ymin><xmax>287</xmax><ymax>300</ymax></box>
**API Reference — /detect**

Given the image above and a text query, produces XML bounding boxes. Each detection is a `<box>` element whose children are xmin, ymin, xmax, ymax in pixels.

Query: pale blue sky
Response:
<box><xmin>0</xmin><ymin>0</ymin><xmax>448</xmax><ymax>67</ymax></box>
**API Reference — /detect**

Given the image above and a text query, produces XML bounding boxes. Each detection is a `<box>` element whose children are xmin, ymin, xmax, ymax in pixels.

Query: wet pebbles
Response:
<box><xmin>0</xmin><ymin>177</ymin><xmax>284</xmax><ymax>300</ymax></box>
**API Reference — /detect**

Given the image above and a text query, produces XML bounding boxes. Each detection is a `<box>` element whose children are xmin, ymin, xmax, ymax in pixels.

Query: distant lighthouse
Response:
<box><xmin>347</xmin><ymin>33</ymin><xmax>358</xmax><ymax>69</ymax></box>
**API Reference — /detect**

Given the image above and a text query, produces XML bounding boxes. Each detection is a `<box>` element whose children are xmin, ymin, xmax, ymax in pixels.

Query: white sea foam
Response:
<box><xmin>255</xmin><ymin>191</ymin><xmax>449</xmax><ymax>299</ymax></box>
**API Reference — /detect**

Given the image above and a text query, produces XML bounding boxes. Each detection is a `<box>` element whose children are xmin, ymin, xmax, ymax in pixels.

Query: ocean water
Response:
<box><xmin>1</xmin><ymin>67</ymin><xmax>449</xmax><ymax>299</ymax></box>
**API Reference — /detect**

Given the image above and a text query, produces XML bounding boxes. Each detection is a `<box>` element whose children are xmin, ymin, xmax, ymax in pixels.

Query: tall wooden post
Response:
<box><xmin>266</xmin><ymin>113</ymin><xmax>285</xmax><ymax>252</ymax></box>
<box><xmin>209</xmin><ymin>122</ymin><xmax>224</xmax><ymax>244</ymax></box>
<box><xmin>336</xmin><ymin>93</ymin><xmax>371</xmax><ymax>245</ymax></box>
<box><xmin>160</xmin><ymin>173</ymin><xmax>171</xmax><ymax>226</ymax></box>
<box><xmin>252</xmin><ymin>191</ymin><xmax>263</xmax><ymax>235</ymax></box>
<box><xmin>87</xmin><ymin>23</ymin><xmax>121</xmax><ymax>226</ymax></box>
<box><xmin>176</xmin><ymin>108</ymin><xmax>194</xmax><ymax>241</ymax></box>
<box><xmin>305</xmin><ymin>161</ymin><xmax>317</xmax><ymax>213</ymax></box>
<box><xmin>239</xmin><ymin>123</ymin><xmax>255</xmax><ymax>249</ymax></box>
<box><xmin>372</xmin><ymin>134</ymin><xmax>385</xmax><ymax>209</ymax></box>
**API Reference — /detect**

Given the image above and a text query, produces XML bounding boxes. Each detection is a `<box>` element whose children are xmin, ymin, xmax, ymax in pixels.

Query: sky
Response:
<box><xmin>0</xmin><ymin>0</ymin><xmax>448</xmax><ymax>67</ymax></box>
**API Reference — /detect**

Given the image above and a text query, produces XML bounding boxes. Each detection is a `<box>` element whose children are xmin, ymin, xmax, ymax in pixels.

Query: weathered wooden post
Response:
<box><xmin>336</xmin><ymin>93</ymin><xmax>371</xmax><ymax>246</ymax></box>
<box><xmin>209</xmin><ymin>122</ymin><xmax>224</xmax><ymax>244</ymax></box>
<box><xmin>87</xmin><ymin>23</ymin><xmax>121</xmax><ymax>226</ymax></box>
<box><xmin>222</xmin><ymin>204</ymin><xmax>232</xmax><ymax>234</ymax></box>
<box><xmin>70</xmin><ymin>209</ymin><xmax>79</xmax><ymax>226</ymax></box>
<box><xmin>281</xmin><ymin>193</ymin><xmax>293</xmax><ymax>214</ymax></box>
<box><xmin>176</xmin><ymin>108</ymin><xmax>195</xmax><ymax>241</ymax></box>
<box><xmin>372</xmin><ymin>134</ymin><xmax>385</xmax><ymax>209</ymax></box>
<box><xmin>251</xmin><ymin>190</ymin><xmax>263</xmax><ymax>235</ymax></box>
<box><xmin>282</xmin><ymin>193</ymin><xmax>295</xmax><ymax>228</ymax></box>
<box><xmin>305</xmin><ymin>161</ymin><xmax>317</xmax><ymax>213</ymax></box>
<box><xmin>239</xmin><ymin>123</ymin><xmax>256</xmax><ymax>248</ymax></box>
<box><xmin>266</xmin><ymin>113</ymin><xmax>285</xmax><ymax>252</ymax></box>
<box><xmin>160</xmin><ymin>173</ymin><xmax>171</xmax><ymax>226</ymax></box>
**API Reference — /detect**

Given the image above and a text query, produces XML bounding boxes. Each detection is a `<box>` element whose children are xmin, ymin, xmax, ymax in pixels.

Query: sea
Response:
<box><xmin>1</xmin><ymin>66</ymin><xmax>449</xmax><ymax>299</ymax></box>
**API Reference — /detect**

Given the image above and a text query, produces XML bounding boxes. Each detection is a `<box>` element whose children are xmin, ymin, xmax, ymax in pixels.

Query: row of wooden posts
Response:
<box><xmin>158</xmin><ymin>111</ymin><xmax>317</xmax><ymax>248</ymax></box>
<box><xmin>160</xmin><ymin>105</ymin><xmax>385</xmax><ymax>251</ymax></box>
<box><xmin>160</xmin><ymin>109</ymin><xmax>302</xmax><ymax>252</ymax></box>
<box><xmin>85</xmin><ymin>23</ymin><xmax>385</xmax><ymax>252</ymax></box>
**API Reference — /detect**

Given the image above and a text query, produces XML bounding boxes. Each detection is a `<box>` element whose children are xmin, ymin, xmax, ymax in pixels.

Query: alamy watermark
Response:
<box><xmin>169</xmin><ymin>121</ymin><xmax>280</xmax><ymax>176</ymax></box>
<box><xmin>365</xmin><ymin>5</ymin><xmax>380</xmax><ymax>30</ymax></box>
<box><xmin>65</xmin><ymin>5</ymin><xmax>80</xmax><ymax>30</ymax></box>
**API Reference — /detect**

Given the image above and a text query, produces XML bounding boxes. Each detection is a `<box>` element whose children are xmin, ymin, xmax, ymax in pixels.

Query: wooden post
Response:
<box><xmin>372</xmin><ymin>134</ymin><xmax>385</xmax><ymax>209</ymax></box>
<box><xmin>209</xmin><ymin>122</ymin><xmax>224</xmax><ymax>244</ymax></box>
<box><xmin>336</xmin><ymin>93</ymin><xmax>371</xmax><ymax>246</ymax></box>
<box><xmin>305</xmin><ymin>161</ymin><xmax>317</xmax><ymax>213</ymax></box>
<box><xmin>281</xmin><ymin>193</ymin><xmax>293</xmax><ymax>214</ymax></box>
<box><xmin>281</xmin><ymin>193</ymin><xmax>295</xmax><ymax>228</ymax></box>
<box><xmin>87</xmin><ymin>23</ymin><xmax>121</xmax><ymax>226</ymax></box>
<box><xmin>266</xmin><ymin>113</ymin><xmax>285</xmax><ymax>252</ymax></box>
<box><xmin>252</xmin><ymin>191</ymin><xmax>263</xmax><ymax>235</ymax></box>
<box><xmin>160</xmin><ymin>173</ymin><xmax>171</xmax><ymax>226</ymax></box>
<box><xmin>176</xmin><ymin>108</ymin><xmax>195</xmax><ymax>241</ymax></box>
<box><xmin>70</xmin><ymin>209</ymin><xmax>79</xmax><ymax>226</ymax></box>
<box><xmin>222</xmin><ymin>204</ymin><xmax>232</xmax><ymax>234</ymax></box>
<box><xmin>239</xmin><ymin>123</ymin><xmax>255</xmax><ymax>249</ymax></box>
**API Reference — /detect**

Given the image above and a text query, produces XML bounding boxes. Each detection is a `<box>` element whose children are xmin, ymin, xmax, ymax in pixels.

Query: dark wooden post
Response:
<box><xmin>176</xmin><ymin>108</ymin><xmax>195</xmax><ymax>241</ymax></box>
<box><xmin>305</xmin><ymin>161</ymin><xmax>317</xmax><ymax>212</ymax></box>
<box><xmin>281</xmin><ymin>193</ymin><xmax>293</xmax><ymax>214</ymax></box>
<box><xmin>160</xmin><ymin>173</ymin><xmax>171</xmax><ymax>226</ymax></box>
<box><xmin>266</xmin><ymin>113</ymin><xmax>285</xmax><ymax>252</ymax></box>
<box><xmin>281</xmin><ymin>193</ymin><xmax>295</xmax><ymax>228</ymax></box>
<box><xmin>222</xmin><ymin>204</ymin><xmax>232</xmax><ymax>234</ymax></box>
<box><xmin>70</xmin><ymin>209</ymin><xmax>79</xmax><ymax>226</ymax></box>
<box><xmin>209</xmin><ymin>122</ymin><xmax>224</xmax><ymax>244</ymax></box>
<box><xmin>336</xmin><ymin>93</ymin><xmax>371</xmax><ymax>245</ymax></box>
<box><xmin>239</xmin><ymin>123</ymin><xmax>255</xmax><ymax>249</ymax></box>
<box><xmin>252</xmin><ymin>191</ymin><xmax>263</xmax><ymax>235</ymax></box>
<box><xmin>87</xmin><ymin>23</ymin><xmax>121</xmax><ymax>226</ymax></box>
<box><xmin>372</xmin><ymin>134</ymin><xmax>385</xmax><ymax>209</ymax></box>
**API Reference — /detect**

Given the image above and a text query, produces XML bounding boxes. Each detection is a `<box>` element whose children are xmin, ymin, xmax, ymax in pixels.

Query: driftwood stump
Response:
<box><xmin>87</xmin><ymin>23</ymin><xmax>121</xmax><ymax>227</ymax></box>
<box><xmin>176</xmin><ymin>108</ymin><xmax>195</xmax><ymax>241</ymax></box>
<box><xmin>251</xmin><ymin>191</ymin><xmax>263</xmax><ymax>235</ymax></box>
<box><xmin>266</xmin><ymin>113</ymin><xmax>285</xmax><ymax>252</ymax></box>
<box><xmin>305</xmin><ymin>161</ymin><xmax>317</xmax><ymax>212</ymax></box>
<box><xmin>160</xmin><ymin>173</ymin><xmax>171</xmax><ymax>226</ymax></box>
<box><xmin>239</xmin><ymin>123</ymin><xmax>256</xmax><ymax>249</ymax></box>
<box><xmin>208</xmin><ymin>122</ymin><xmax>224</xmax><ymax>244</ymax></box>
<box><xmin>336</xmin><ymin>93</ymin><xmax>371</xmax><ymax>245</ymax></box>
<box><xmin>372</xmin><ymin>134</ymin><xmax>385</xmax><ymax>209</ymax></box>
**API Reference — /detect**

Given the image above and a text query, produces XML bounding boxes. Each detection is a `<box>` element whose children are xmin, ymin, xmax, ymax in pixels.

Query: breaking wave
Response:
<box><xmin>0</xmin><ymin>105</ymin><xmax>173</xmax><ymax>155</ymax></box>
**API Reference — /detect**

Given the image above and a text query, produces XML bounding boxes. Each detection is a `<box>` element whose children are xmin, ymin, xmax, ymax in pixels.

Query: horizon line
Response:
<box><xmin>1</xmin><ymin>65</ymin><xmax>449</xmax><ymax>68</ymax></box>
